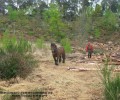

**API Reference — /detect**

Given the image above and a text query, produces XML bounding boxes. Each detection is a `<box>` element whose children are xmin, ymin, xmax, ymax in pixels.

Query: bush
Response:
<box><xmin>100</xmin><ymin>10</ymin><xmax>118</xmax><ymax>31</ymax></box>
<box><xmin>0</xmin><ymin>33</ymin><xmax>37</xmax><ymax>80</ymax></box>
<box><xmin>101</xmin><ymin>61</ymin><xmax>120</xmax><ymax>100</ymax></box>
<box><xmin>0</xmin><ymin>52</ymin><xmax>36</xmax><ymax>79</ymax></box>
<box><xmin>60</xmin><ymin>38</ymin><xmax>72</xmax><ymax>53</ymax></box>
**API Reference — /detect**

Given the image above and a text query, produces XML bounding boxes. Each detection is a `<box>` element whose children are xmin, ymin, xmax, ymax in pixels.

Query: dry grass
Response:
<box><xmin>0</xmin><ymin>43</ymin><xmax>103</xmax><ymax>100</ymax></box>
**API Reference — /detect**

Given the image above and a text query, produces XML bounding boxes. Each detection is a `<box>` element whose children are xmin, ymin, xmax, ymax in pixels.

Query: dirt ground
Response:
<box><xmin>0</xmin><ymin>43</ymin><xmax>104</xmax><ymax>100</ymax></box>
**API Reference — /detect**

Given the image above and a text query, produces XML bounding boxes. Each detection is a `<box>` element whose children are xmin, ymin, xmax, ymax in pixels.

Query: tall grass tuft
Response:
<box><xmin>101</xmin><ymin>60</ymin><xmax>120</xmax><ymax>100</ymax></box>
<box><xmin>60</xmin><ymin>38</ymin><xmax>72</xmax><ymax>53</ymax></box>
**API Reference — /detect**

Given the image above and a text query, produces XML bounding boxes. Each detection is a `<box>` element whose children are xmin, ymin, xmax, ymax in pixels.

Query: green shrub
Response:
<box><xmin>0</xmin><ymin>52</ymin><xmax>36</xmax><ymax>79</ymax></box>
<box><xmin>101</xmin><ymin>62</ymin><xmax>120</xmax><ymax>100</ymax></box>
<box><xmin>60</xmin><ymin>38</ymin><xmax>72</xmax><ymax>53</ymax></box>
<box><xmin>0</xmin><ymin>33</ymin><xmax>36</xmax><ymax>80</ymax></box>
<box><xmin>100</xmin><ymin>10</ymin><xmax>118</xmax><ymax>31</ymax></box>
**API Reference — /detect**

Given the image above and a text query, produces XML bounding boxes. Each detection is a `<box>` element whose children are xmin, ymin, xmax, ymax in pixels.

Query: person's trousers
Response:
<box><xmin>88</xmin><ymin>51</ymin><xmax>92</xmax><ymax>58</ymax></box>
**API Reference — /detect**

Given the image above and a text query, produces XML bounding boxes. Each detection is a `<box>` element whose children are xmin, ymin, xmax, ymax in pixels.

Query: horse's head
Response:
<box><xmin>51</xmin><ymin>43</ymin><xmax>57</xmax><ymax>54</ymax></box>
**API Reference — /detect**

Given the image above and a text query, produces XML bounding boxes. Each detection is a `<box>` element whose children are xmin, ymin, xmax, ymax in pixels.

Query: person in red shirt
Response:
<box><xmin>86</xmin><ymin>42</ymin><xmax>93</xmax><ymax>58</ymax></box>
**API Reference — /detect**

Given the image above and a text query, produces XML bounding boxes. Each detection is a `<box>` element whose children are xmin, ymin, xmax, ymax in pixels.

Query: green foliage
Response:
<box><xmin>28</xmin><ymin>31</ymin><xmax>35</xmax><ymax>35</ymax></box>
<box><xmin>56</xmin><ymin>0</ymin><xmax>79</xmax><ymax>21</ymax></box>
<box><xmin>77</xmin><ymin>5</ymin><xmax>118</xmax><ymax>39</ymax></box>
<box><xmin>35</xmin><ymin>37</ymin><xmax>45</xmax><ymax>48</ymax></box>
<box><xmin>7</xmin><ymin>6</ymin><xmax>26</xmax><ymax>34</ymax></box>
<box><xmin>100</xmin><ymin>9</ymin><xmax>118</xmax><ymax>31</ymax></box>
<box><xmin>60</xmin><ymin>38</ymin><xmax>72</xmax><ymax>53</ymax></box>
<box><xmin>92</xmin><ymin>4</ymin><xmax>102</xmax><ymax>17</ymax></box>
<box><xmin>0</xmin><ymin>32</ymin><xmax>36</xmax><ymax>80</ymax></box>
<box><xmin>85</xmin><ymin>6</ymin><xmax>94</xmax><ymax>17</ymax></box>
<box><xmin>8</xmin><ymin>6</ymin><xmax>18</xmax><ymax>21</ymax></box>
<box><xmin>101</xmin><ymin>62</ymin><xmax>120</xmax><ymax>100</ymax></box>
<box><xmin>8</xmin><ymin>6</ymin><xmax>25</xmax><ymax>21</ymax></box>
<box><xmin>0</xmin><ymin>52</ymin><xmax>36</xmax><ymax>79</ymax></box>
<box><xmin>94</xmin><ymin>28</ymin><xmax>101</xmax><ymax>38</ymax></box>
<box><xmin>43</xmin><ymin>3</ymin><xmax>66</xmax><ymax>40</ymax></box>
<box><xmin>43</xmin><ymin>4</ymin><xmax>60</xmax><ymax>22</ymax></box>
<box><xmin>1</xmin><ymin>33</ymin><xmax>31</xmax><ymax>54</ymax></box>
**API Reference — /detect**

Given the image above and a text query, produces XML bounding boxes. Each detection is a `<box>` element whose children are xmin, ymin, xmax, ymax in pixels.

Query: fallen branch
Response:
<box><xmin>67</xmin><ymin>67</ymin><xmax>100</xmax><ymax>71</ymax></box>
<box><xmin>108</xmin><ymin>62</ymin><xmax>120</xmax><ymax>65</ymax></box>
<box><xmin>67</xmin><ymin>67</ymin><xmax>120</xmax><ymax>72</ymax></box>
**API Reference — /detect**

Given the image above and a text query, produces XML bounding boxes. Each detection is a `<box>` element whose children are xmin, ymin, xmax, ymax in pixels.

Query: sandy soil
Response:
<box><xmin>0</xmin><ymin>43</ymin><xmax>103</xmax><ymax>100</ymax></box>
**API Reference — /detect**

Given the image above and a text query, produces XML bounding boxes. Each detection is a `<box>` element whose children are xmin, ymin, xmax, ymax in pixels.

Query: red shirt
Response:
<box><xmin>86</xmin><ymin>43</ymin><xmax>93</xmax><ymax>52</ymax></box>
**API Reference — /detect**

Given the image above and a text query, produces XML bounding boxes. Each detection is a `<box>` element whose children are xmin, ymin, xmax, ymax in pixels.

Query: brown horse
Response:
<box><xmin>51</xmin><ymin>43</ymin><xmax>65</xmax><ymax>65</ymax></box>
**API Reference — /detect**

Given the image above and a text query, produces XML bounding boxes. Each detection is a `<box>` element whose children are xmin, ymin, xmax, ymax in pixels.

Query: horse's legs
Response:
<box><xmin>56</xmin><ymin>56</ymin><xmax>59</xmax><ymax>65</ymax></box>
<box><xmin>54</xmin><ymin>57</ymin><xmax>58</xmax><ymax>65</ymax></box>
<box><xmin>62</xmin><ymin>53</ymin><xmax>65</xmax><ymax>63</ymax></box>
<box><xmin>59</xmin><ymin>56</ymin><xmax>61</xmax><ymax>63</ymax></box>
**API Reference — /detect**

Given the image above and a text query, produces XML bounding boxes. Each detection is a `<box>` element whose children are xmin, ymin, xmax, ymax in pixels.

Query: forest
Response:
<box><xmin>0</xmin><ymin>0</ymin><xmax>120</xmax><ymax>100</ymax></box>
